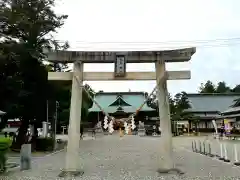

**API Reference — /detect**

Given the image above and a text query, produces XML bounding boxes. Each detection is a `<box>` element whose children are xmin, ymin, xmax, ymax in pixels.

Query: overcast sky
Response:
<box><xmin>53</xmin><ymin>0</ymin><xmax>240</xmax><ymax>95</ymax></box>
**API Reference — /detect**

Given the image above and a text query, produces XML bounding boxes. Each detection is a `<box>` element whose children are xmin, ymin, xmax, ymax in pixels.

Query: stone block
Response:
<box><xmin>20</xmin><ymin>144</ymin><xmax>31</xmax><ymax>170</ymax></box>
<box><xmin>138</xmin><ymin>129</ymin><xmax>146</xmax><ymax>136</ymax></box>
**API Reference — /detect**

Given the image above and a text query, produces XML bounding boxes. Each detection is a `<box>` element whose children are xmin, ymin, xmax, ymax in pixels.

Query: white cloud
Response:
<box><xmin>53</xmin><ymin>0</ymin><xmax>240</xmax><ymax>95</ymax></box>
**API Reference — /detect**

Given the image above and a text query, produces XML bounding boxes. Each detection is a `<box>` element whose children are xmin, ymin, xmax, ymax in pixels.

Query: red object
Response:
<box><xmin>7</xmin><ymin>121</ymin><xmax>22</xmax><ymax>127</ymax></box>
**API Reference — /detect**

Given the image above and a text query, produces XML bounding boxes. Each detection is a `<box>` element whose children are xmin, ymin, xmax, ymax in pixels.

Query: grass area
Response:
<box><xmin>0</xmin><ymin>137</ymin><xmax>12</xmax><ymax>146</ymax></box>
<box><xmin>0</xmin><ymin>137</ymin><xmax>12</xmax><ymax>140</ymax></box>
<box><xmin>7</xmin><ymin>151</ymin><xmax>52</xmax><ymax>157</ymax></box>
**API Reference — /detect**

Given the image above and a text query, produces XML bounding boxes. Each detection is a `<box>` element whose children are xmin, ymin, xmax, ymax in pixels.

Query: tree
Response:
<box><xmin>199</xmin><ymin>80</ymin><xmax>216</xmax><ymax>93</ymax></box>
<box><xmin>146</xmin><ymin>91</ymin><xmax>191</xmax><ymax>120</ymax></box>
<box><xmin>231</xmin><ymin>85</ymin><xmax>240</xmax><ymax>93</ymax></box>
<box><xmin>199</xmin><ymin>80</ymin><xmax>232</xmax><ymax>93</ymax></box>
<box><xmin>50</xmin><ymin>82</ymin><xmax>95</xmax><ymax>133</ymax></box>
<box><xmin>0</xmin><ymin>0</ymin><xmax>68</xmax><ymax>150</ymax></box>
<box><xmin>0</xmin><ymin>41</ymin><xmax>23</xmax><ymax>130</ymax></box>
<box><xmin>174</xmin><ymin>92</ymin><xmax>191</xmax><ymax>112</ymax></box>
<box><xmin>146</xmin><ymin>91</ymin><xmax>192</xmax><ymax>135</ymax></box>
<box><xmin>215</xmin><ymin>81</ymin><xmax>231</xmax><ymax>93</ymax></box>
<box><xmin>168</xmin><ymin>94</ymin><xmax>176</xmax><ymax>115</ymax></box>
<box><xmin>231</xmin><ymin>98</ymin><xmax>240</xmax><ymax>107</ymax></box>
<box><xmin>171</xmin><ymin>92</ymin><xmax>191</xmax><ymax>122</ymax></box>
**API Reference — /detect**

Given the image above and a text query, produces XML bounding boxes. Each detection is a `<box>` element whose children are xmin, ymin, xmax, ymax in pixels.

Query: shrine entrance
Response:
<box><xmin>113</xmin><ymin>119</ymin><xmax>124</xmax><ymax>130</ymax></box>
<box><xmin>47</xmin><ymin>48</ymin><xmax>196</xmax><ymax>176</ymax></box>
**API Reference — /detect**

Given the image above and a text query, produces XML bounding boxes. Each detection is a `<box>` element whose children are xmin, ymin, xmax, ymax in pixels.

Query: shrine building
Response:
<box><xmin>185</xmin><ymin>93</ymin><xmax>240</xmax><ymax>132</ymax></box>
<box><xmin>88</xmin><ymin>91</ymin><xmax>158</xmax><ymax>128</ymax></box>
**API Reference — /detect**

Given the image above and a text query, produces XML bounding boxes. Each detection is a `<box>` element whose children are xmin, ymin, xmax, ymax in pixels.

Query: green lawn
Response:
<box><xmin>0</xmin><ymin>137</ymin><xmax>12</xmax><ymax>144</ymax></box>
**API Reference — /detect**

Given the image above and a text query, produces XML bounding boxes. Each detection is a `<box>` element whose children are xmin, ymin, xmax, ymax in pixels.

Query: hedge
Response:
<box><xmin>35</xmin><ymin>138</ymin><xmax>54</xmax><ymax>152</ymax></box>
<box><xmin>0</xmin><ymin>138</ymin><xmax>12</xmax><ymax>173</ymax></box>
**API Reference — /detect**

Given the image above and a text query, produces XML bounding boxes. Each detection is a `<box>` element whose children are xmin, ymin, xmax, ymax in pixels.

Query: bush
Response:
<box><xmin>35</xmin><ymin>138</ymin><xmax>54</xmax><ymax>152</ymax></box>
<box><xmin>0</xmin><ymin>138</ymin><xmax>12</xmax><ymax>173</ymax></box>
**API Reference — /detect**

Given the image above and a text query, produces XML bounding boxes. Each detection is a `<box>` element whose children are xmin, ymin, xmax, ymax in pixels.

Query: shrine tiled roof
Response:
<box><xmin>89</xmin><ymin>92</ymin><xmax>155</xmax><ymax>113</ymax></box>
<box><xmin>185</xmin><ymin>93</ymin><xmax>240</xmax><ymax>113</ymax></box>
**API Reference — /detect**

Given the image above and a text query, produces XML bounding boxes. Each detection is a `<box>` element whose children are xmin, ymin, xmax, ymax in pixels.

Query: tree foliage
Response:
<box><xmin>54</xmin><ymin>82</ymin><xmax>95</xmax><ymax>129</ymax></box>
<box><xmin>232</xmin><ymin>85</ymin><xmax>240</xmax><ymax>93</ymax></box>
<box><xmin>0</xmin><ymin>0</ymin><xmax>69</xmax><ymax>149</ymax></box>
<box><xmin>199</xmin><ymin>80</ymin><xmax>216</xmax><ymax>93</ymax></box>
<box><xmin>0</xmin><ymin>0</ymin><xmax>68</xmax><ymax>55</ymax></box>
<box><xmin>0</xmin><ymin>0</ymin><xmax>93</xmax><ymax>150</ymax></box>
<box><xmin>147</xmin><ymin>91</ymin><xmax>191</xmax><ymax>121</ymax></box>
<box><xmin>199</xmin><ymin>80</ymin><xmax>240</xmax><ymax>107</ymax></box>
<box><xmin>231</xmin><ymin>98</ymin><xmax>240</xmax><ymax>107</ymax></box>
<box><xmin>199</xmin><ymin>80</ymin><xmax>240</xmax><ymax>94</ymax></box>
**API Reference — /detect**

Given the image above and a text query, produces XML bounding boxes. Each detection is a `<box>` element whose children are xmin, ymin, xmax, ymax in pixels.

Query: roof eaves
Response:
<box><xmin>95</xmin><ymin>91</ymin><xmax>146</xmax><ymax>96</ymax></box>
<box><xmin>186</xmin><ymin>93</ymin><xmax>240</xmax><ymax>97</ymax></box>
<box><xmin>221</xmin><ymin>106</ymin><xmax>240</xmax><ymax>114</ymax></box>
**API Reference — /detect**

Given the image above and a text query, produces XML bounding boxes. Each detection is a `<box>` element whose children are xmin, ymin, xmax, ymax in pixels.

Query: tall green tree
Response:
<box><xmin>0</xmin><ymin>0</ymin><xmax>68</xmax><ymax>149</ymax></box>
<box><xmin>146</xmin><ymin>91</ymin><xmax>191</xmax><ymax>120</ymax></box>
<box><xmin>174</xmin><ymin>92</ymin><xmax>190</xmax><ymax>112</ymax></box>
<box><xmin>216</xmin><ymin>81</ymin><xmax>231</xmax><ymax>93</ymax></box>
<box><xmin>171</xmin><ymin>91</ymin><xmax>191</xmax><ymax>121</ymax></box>
<box><xmin>199</xmin><ymin>80</ymin><xmax>216</xmax><ymax>93</ymax></box>
<box><xmin>199</xmin><ymin>80</ymin><xmax>231</xmax><ymax>93</ymax></box>
<box><xmin>54</xmin><ymin>83</ymin><xmax>95</xmax><ymax>130</ymax></box>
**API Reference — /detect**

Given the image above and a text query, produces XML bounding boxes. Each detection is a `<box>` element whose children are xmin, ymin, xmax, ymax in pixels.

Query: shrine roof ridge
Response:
<box><xmin>186</xmin><ymin>93</ymin><xmax>240</xmax><ymax>97</ymax></box>
<box><xmin>95</xmin><ymin>91</ymin><xmax>147</xmax><ymax>96</ymax></box>
<box><xmin>45</xmin><ymin>47</ymin><xmax>196</xmax><ymax>63</ymax></box>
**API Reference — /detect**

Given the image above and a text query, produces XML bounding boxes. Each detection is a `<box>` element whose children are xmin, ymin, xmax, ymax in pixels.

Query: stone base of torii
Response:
<box><xmin>46</xmin><ymin>48</ymin><xmax>196</xmax><ymax>177</ymax></box>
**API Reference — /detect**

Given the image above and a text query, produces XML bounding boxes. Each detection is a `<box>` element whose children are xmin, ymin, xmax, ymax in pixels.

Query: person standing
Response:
<box><xmin>220</xmin><ymin>122</ymin><xmax>225</xmax><ymax>139</ymax></box>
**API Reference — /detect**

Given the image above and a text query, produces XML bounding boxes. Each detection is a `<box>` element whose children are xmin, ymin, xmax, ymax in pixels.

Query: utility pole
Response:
<box><xmin>46</xmin><ymin>100</ymin><xmax>49</xmax><ymax>123</ymax></box>
<box><xmin>53</xmin><ymin>101</ymin><xmax>59</xmax><ymax>150</ymax></box>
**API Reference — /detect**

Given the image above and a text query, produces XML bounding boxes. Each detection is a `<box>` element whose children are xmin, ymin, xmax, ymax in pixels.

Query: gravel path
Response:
<box><xmin>2</xmin><ymin>135</ymin><xmax>240</xmax><ymax>180</ymax></box>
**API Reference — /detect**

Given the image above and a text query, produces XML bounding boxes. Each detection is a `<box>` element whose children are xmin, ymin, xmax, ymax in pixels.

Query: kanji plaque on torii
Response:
<box><xmin>115</xmin><ymin>55</ymin><xmax>126</xmax><ymax>77</ymax></box>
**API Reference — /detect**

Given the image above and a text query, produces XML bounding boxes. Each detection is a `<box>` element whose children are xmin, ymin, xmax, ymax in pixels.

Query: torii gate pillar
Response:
<box><xmin>65</xmin><ymin>62</ymin><xmax>83</xmax><ymax>173</ymax></box>
<box><xmin>155</xmin><ymin>59</ymin><xmax>174</xmax><ymax>172</ymax></box>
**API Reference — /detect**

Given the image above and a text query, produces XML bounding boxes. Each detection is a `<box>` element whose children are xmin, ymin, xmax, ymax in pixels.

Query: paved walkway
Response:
<box><xmin>2</xmin><ymin>135</ymin><xmax>240</xmax><ymax>179</ymax></box>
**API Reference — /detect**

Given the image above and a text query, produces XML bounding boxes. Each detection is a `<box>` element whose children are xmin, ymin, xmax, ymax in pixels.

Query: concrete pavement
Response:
<box><xmin>2</xmin><ymin>134</ymin><xmax>240</xmax><ymax>179</ymax></box>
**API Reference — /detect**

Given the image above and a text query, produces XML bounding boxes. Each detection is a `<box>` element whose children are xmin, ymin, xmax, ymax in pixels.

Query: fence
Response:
<box><xmin>191</xmin><ymin>139</ymin><xmax>240</xmax><ymax>166</ymax></box>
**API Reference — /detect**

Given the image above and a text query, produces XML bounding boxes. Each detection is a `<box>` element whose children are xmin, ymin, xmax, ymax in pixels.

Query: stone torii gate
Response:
<box><xmin>47</xmin><ymin>48</ymin><xmax>196</xmax><ymax>176</ymax></box>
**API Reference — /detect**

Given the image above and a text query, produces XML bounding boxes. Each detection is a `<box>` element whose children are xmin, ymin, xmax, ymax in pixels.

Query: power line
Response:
<box><xmin>56</xmin><ymin>37</ymin><xmax>240</xmax><ymax>45</ymax></box>
<box><xmin>55</xmin><ymin>37</ymin><xmax>240</xmax><ymax>50</ymax></box>
<box><xmin>68</xmin><ymin>41</ymin><xmax>240</xmax><ymax>50</ymax></box>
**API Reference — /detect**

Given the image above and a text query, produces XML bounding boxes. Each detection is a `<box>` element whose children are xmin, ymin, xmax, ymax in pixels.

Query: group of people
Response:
<box><xmin>219</xmin><ymin>124</ymin><xmax>237</xmax><ymax>137</ymax></box>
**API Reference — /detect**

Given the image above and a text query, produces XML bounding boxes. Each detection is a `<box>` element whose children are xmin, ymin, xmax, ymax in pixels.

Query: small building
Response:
<box><xmin>1</xmin><ymin>118</ymin><xmax>21</xmax><ymax>134</ymax></box>
<box><xmin>88</xmin><ymin>92</ymin><xmax>157</xmax><ymax>128</ymax></box>
<box><xmin>185</xmin><ymin>93</ymin><xmax>240</xmax><ymax>131</ymax></box>
<box><xmin>0</xmin><ymin>110</ymin><xmax>6</xmax><ymax>124</ymax></box>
